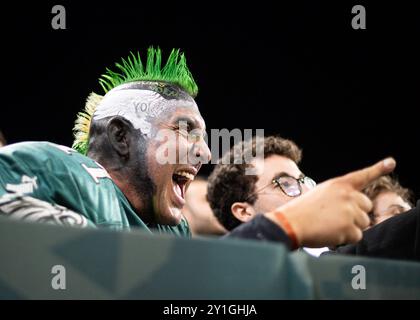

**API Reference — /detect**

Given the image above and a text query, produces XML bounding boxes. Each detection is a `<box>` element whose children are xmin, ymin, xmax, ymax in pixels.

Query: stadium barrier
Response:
<box><xmin>0</xmin><ymin>218</ymin><xmax>419</xmax><ymax>299</ymax></box>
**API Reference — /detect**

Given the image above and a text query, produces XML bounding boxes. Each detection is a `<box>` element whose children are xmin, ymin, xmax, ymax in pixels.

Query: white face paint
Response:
<box><xmin>93</xmin><ymin>88</ymin><xmax>198</xmax><ymax>137</ymax></box>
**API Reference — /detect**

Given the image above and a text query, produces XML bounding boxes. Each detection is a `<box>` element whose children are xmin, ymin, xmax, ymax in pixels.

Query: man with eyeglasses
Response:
<box><xmin>208</xmin><ymin>135</ymin><xmax>314</xmax><ymax>230</ymax></box>
<box><xmin>207</xmin><ymin>135</ymin><xmax>327</xmax><ymax>255</ymax></box>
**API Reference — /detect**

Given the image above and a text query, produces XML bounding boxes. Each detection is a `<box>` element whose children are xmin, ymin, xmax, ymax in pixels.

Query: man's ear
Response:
<box><xmin>106</xmin><ymin>116</ymin><xmax>133</xmax><ymax>158</ymax></box>
<box><xmin>231</xmin><ymin>202</ymin><xmax>257</xmax><ymax>223</ymax></box>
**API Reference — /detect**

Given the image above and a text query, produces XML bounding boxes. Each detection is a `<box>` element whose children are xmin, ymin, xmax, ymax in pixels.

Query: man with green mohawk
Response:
<box><xmin>0</xmin><ymin>47</ymin><xmax>210</xmax><ymax>236</ymax></box>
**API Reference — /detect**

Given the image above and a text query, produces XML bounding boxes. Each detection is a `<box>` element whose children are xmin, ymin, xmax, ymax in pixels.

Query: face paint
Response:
<box><xmin>90</xmin><ymin>81</ymin><xmax>207</xmax><ymax>226</ymax></box>
<box><xmin>93</xmin><ymin>83</ymin><xmax>198</xmax><ymax>138</ymax></box>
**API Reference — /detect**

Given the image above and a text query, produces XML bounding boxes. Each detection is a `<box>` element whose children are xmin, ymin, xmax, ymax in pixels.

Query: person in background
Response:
<box><xmin>363</xmin><ymin>175</ymin><xmax>413</xmax><ymax>228</ymax></box>
<box><xmin>182</xmin><ymin>176</ymin><xmax>226</xmax><ymax>236</ymax></box>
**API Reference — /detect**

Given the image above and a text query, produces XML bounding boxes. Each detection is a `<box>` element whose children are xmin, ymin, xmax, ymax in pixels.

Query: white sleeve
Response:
<box><xmin>0</xmin><ymin>193</ymin><xmax>91</xmax><ymax>227</ymax></box>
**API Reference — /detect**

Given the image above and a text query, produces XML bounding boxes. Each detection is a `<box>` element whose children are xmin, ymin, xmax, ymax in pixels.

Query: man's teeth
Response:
<box><xmin>175</xmin><ymin>171</ymin><xmax>195</xmax><ymax>181</ymax></box>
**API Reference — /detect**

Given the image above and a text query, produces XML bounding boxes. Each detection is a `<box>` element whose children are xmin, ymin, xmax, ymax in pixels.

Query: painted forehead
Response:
<box><xmin>93</xmin><ymin>81</ymin><xmax>198</xmax><ymax>135</ymax></box>
<box><xmin>111</xmin><ymin>81</ymin><xmax>196</xmax><ymax>101</ymax></box>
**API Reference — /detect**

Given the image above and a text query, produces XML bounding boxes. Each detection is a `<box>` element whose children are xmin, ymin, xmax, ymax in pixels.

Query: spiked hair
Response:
<box><xmin>72</xmin><ymin>47</ymin><xmax>198</xmax><ymax>155</ymax></box>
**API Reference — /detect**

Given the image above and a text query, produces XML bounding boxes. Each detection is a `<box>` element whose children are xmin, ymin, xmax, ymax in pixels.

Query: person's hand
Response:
<box><xmin>265</xmin><ymin>158</ymin><xmax>396</xmax><ymax>248</ymax></box>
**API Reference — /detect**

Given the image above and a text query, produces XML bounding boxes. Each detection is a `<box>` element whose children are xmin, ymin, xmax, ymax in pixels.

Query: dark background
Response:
<box><xmin>1</xmin><ymin>1</ymin><xmax>419</xmax><ymax>197</ymax></box>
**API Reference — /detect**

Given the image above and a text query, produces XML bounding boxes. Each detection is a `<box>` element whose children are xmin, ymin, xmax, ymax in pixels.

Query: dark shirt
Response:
<box><xmin>225</xmin><ymin>214</ymin><xmax>293</xmax><ymax>249</ymax></box>
<box><xmin>327</xmin><ymin>200</ymin><xmax>420</xmax><ymax>261</ymax></box>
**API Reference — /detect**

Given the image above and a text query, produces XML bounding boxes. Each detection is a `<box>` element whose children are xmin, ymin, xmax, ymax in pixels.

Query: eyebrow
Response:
<box><xmin>375</xmin><ymin>204</ymin><xmax>410</xmax><ymax>216</ymax></box>
<box><xmin>272</xmin><ymin>172</ymin><xmax>304</xmax><ymax>181</ymax></box>
<box><xmin>171</xmin><ymin>116</ymin><xmax>207</xmax><ymax>135</ymax></box>
<box><xmin>171</xmin><ymin>116</ymin><xmax>196</xmax><ymax>127</ymax></box>
<box><xmin>387</xmin><ymin>204</ymin><xmax>409</xmax><ymax>211</ymax></box>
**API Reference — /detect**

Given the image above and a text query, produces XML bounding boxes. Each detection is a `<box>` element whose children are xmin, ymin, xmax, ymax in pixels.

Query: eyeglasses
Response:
<box><xmin>245</xmin><ymin>173</ymin><xmax>317</xmax><ymax>201</ymax></box>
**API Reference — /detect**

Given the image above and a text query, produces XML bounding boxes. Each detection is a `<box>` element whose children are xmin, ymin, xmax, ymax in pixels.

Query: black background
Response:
<box><xmin>1</xmin><ymin>1</ymin><xmax>419</xmax><ymax>197</ymax></box>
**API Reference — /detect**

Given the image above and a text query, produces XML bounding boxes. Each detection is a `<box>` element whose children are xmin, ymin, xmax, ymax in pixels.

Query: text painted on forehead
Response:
<box><xmin>93</xmin><ymin>88</ymin><xmax>198</xmax><ymax>137</ymax></box>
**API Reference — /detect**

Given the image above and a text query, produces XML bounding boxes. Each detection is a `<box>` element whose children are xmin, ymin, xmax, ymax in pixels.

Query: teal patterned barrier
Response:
<box><xmin>0</xmin><ymin>218</ymin><xmax>419</xmax><ymax>299</ymax></box>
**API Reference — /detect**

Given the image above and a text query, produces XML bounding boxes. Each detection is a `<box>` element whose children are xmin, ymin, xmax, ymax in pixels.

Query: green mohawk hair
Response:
<box><xmin>72</xmin><ymin>47</ymin><xmax>198</xmax><ymax>155</ymax></box>
<box><xmin>99</xmin><ymin>47</ymin><xmax>198</xmax><ymax>97</ymax></box>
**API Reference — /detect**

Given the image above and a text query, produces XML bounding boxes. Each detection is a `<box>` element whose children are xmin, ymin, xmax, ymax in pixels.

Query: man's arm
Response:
<box><xmin>224</xmin><ymin>159</ymin><xmax>397</xmax><ymax>250</ymax></box>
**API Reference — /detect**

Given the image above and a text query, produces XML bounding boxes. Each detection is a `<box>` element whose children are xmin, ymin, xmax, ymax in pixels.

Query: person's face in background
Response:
<box><xmin>182</xmin><ymin>179</ymin><xmax>226</xmax><ymax>236</ymax></box>
<box><xmin>231</xmin><ymin>155</ymin><xmax>315</xmax><ymax>223</ymax></box>
<box><xmin>370</xmin><ymin>191</ymin><xmax>412</xmax><ymax>226</ymax></box>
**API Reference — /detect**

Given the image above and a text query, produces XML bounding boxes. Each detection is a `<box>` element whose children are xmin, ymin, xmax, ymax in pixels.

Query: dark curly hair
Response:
<box><xmin>207</xmin><ymin>135</ymin><xmax>302</xmax><ymax>231</ymax></box>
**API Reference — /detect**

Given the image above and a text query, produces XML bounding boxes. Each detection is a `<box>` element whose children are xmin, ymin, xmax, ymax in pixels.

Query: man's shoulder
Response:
<box><xmin>1</xmin><ymin>141</ymin><xmax>109</xmax><ymax>179</ymax></box>
<box><xmin>1</xmin><ymin>141</ymin><xmax>93</xmax><ymax>167</ymax></box>
<box><xmin>0</xmin><ymin>141</ymin><xmax>126</xmax><ymax>226</ymax></box>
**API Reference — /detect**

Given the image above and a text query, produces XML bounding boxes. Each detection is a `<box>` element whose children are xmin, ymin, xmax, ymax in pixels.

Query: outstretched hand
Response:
<box><xmin>265</xmin><ymin>158</ymin><xmax>396</xmax><ymax>248</ymax></box>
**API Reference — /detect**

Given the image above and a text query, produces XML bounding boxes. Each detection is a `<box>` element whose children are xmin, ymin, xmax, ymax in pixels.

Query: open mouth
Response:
<box><xmin>172</xmin><ymin>170</ymin><xmax>196</xmax><ymax>202</ymax></box>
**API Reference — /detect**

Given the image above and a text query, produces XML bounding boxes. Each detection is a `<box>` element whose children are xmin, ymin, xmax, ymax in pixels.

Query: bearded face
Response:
<box><xmin>92</xmin><ymin>81</ymin><xmax>211</xmax><ymax>225</ymax></box>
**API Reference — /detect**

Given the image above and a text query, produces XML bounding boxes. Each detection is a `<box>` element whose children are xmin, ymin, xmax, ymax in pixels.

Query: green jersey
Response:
<box><xmin>0</xmin><ymin>141</ymin><xmax>190</xmax><ymax>237</ymax></box>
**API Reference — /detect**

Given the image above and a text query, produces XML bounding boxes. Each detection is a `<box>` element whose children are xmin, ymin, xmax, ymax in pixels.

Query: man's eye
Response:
<box><xmin>390</xmin><ymin>207</ymin><xmax>404</xmax><ymax>215</ymax></box>
<box><xmin>176</xmin><ymin>124</ymin><xmax>191</xmax><ymax>134</ymax></box>
<box><xmin>189</xmin><ymin>132</ymin><xmax>202</xmax><ymax>142</ymax></box>
<box><xmin>282</xmin><ymin>181</ymin><xmax>292</xmax><ymax>188</ymax></box>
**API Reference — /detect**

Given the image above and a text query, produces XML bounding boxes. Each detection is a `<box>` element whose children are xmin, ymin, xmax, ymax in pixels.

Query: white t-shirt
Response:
<box><xmin>303</xmin><ymin>247</ymin><xmax>330</xmax><ymax>257</ymax></box>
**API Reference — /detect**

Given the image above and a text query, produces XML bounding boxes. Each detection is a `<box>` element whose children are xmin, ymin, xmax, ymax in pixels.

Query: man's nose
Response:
<box><xmin>192</xmin><ymin>139</ymin><xmax>211</xmax><ymax>164</ymax></box>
